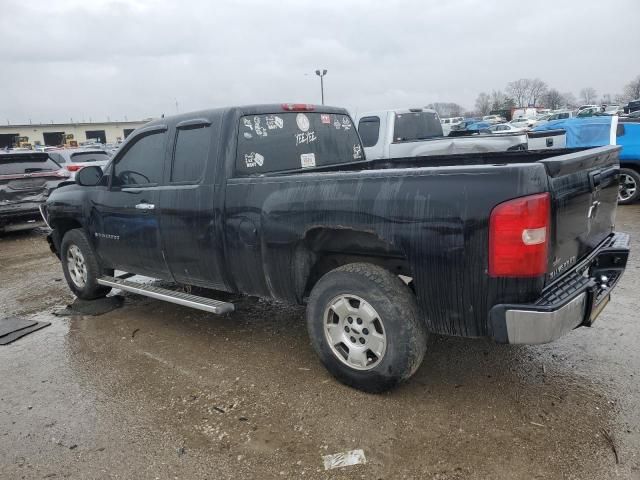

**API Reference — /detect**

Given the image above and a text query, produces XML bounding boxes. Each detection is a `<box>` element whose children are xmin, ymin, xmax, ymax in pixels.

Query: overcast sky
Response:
<box><xmin>1</xmin><ymin>0</ymin><xmax>638</xmax><ymax>124</ymax></box>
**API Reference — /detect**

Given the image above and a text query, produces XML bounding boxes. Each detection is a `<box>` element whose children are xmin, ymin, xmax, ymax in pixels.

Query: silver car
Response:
<box><xmin>46</xmin><ymin>149</ymin><xmax>112</xmax><ymax>180</ymax></box>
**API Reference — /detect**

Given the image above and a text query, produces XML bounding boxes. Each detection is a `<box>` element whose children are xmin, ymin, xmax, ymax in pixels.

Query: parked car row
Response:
<box><xmin>0</xmin><ymin>145</ymin><xmax>116</xmax><ymax>232</ymax></box>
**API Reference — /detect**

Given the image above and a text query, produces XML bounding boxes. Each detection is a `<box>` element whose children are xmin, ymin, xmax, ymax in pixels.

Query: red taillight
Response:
<box><xmin>281</xmin><ymin>103</ymin><xmax>315</xmax><ymax>111</ymax></box>
<box><xmin>66</xmin><ymin>164</ymin><xmax>83</xmax><ymax>172</ymax></box>
<box><xmin>489</xmin><ymin>193</ymin><xmax>550</xmax><ymax>277</ymax></box>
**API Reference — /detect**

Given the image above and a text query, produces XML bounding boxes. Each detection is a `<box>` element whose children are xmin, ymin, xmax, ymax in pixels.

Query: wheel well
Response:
<box><xmin>50</xmin><ymin>218</ymin><xmax>83</xmax><ymax>254</ymax></box>
<box><xmin>298</xmin><ymin>228</ymin><xmax>412</xmax><ymax>299</ymax></box>
<box><xmin>620</xmin><ymin>163</ymin><xmax>640</xmax><ymax>174</ymax></box>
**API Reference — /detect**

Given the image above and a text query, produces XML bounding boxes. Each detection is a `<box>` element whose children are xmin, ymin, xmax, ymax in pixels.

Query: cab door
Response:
<box><xmin>158</xmin><ymin>117</ymin><xmax>231</xmax><ymax>290</ymax></box>
<box><xmin>90</xmin><ymin>125</ymin><xmax>171</xmax><ymax>279</ymax></box>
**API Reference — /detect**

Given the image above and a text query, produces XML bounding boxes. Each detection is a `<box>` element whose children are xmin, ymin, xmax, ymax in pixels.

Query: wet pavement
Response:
<box><xmin>1</xmin><ymin>205</ymin><xmax>639</xmax><ymax>479</ymax></box>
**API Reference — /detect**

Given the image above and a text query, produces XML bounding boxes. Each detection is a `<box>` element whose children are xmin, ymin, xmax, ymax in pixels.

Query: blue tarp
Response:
<box><xmin>532</xmin><ymin>117</ymin><xmax>640</xmax><ymax>162</ymax></box>
<box><xmin>532</xmin><ymin>117</ymin><xmax>613</xmax><ymax>148</ymax></box>
<box><xmin>465</xmin><ymin>121</ymin><xmax>491</xmax><ymax>131</ymax></box>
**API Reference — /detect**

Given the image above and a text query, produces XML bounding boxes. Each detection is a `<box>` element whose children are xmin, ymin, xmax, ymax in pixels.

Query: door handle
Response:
<box><xmin>135</xmin><ymin>203</ymin><xmax>155</xmax><ymax>210</ymax></box>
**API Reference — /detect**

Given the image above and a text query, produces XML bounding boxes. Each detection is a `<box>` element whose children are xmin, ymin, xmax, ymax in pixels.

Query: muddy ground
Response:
<box><xmin>1</xmin><ymin>205</ymin><xmax>639</xmax><ymax>480</ymax></box>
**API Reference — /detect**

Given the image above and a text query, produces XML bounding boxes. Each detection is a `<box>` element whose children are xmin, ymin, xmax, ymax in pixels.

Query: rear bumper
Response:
<box><xmin>490</xmin><ymin>232</ymin><xmax>630</xmax><ymax>344</ymax></box>
<box><xmin>0</xmin><ymin>205</ymin><xmax>43</xmax><ymax>232</ymax></box>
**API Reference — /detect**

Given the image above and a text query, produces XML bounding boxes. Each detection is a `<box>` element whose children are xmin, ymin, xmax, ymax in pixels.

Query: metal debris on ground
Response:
<box><xmin>322</xmin><ymin>449</ymin><xmax>366</xmax><ymax>470</ymax></box>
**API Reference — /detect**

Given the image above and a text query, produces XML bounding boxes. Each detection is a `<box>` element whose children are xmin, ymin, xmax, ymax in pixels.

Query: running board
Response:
<box><xmin>97</xmin><ymin>275</ymin><xmax>235</xmax><ymax>314</ymax></box>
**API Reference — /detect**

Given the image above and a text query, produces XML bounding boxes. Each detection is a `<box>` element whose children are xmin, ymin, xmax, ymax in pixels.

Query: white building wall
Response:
<box><xmin>0</xmin><ymin>120</ymin><xmax>150</xmax><ymax>146</ymax></box>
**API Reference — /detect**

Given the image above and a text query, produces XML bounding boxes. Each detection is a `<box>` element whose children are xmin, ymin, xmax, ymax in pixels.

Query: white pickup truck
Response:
<box><xmin>355</xmin><ymin>108</ymin><xmax>527</xmax><ymax>160</ymax></box>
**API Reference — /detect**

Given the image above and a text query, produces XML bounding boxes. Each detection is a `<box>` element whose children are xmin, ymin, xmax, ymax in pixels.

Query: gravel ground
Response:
<box><xmin>1</xmin><ymin>204</ymin><xmax>639</xmax><ymax>479</ymax></box>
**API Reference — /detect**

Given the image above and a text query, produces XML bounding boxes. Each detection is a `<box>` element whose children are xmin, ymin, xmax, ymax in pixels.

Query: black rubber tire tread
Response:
<box><xmin>60</xmin><ymin>228</ymin><xmax>112</xmax><ymax>300</ymax></box>
<box><xmin>306</xmin><ymin>262</ymin><xmax>427</xmax><ymax>393</ymax></box>
<box><xmin>618</xmin><ymin>168</ymin><xmax>640</xmax><ymax>205</ymax></box>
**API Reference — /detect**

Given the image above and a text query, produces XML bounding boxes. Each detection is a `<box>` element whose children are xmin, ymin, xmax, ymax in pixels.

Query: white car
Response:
<box><xmin>488</xmin><ymin>123</ymin><xmax>525</xmax><ymax>134</ymax></box>
<box><xmin>509</xmin><ymin>117</ymin><xmax>537</xmax><ymax>129</ymax></box>
<box><xmin>46</xmin><ymin>148</ymin><xmax>112</xmax><ymax>180</ymax></box>
<box><xmin>547</xmin><ymin>110</ymin><xmax>575</xmax><ymax>121</ymax></box>
<box><xmin>603</xmin><ymin>105</ymin><xmax>624</xmax><ymax>115</ymax></box>
<box><xmin>577</xmin><ymin>104</ymin><xmax>601</xmax><ymax>113</ymax></box>
<box><xmin>482</xmin><ymin>115</ymin><xmax>506</xmax><ymax>125</ymax></box>
<box><xmin>440</xmin><ymin>116</ymin><xmax>464</xmax><ymax>136</ymax></box>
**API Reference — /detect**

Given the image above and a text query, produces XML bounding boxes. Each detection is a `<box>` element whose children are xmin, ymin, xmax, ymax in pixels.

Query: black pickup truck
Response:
<box><xmin>42</xmin><ymin>104</ymin><xmax>630</xmax><ymax>392</ymax></box>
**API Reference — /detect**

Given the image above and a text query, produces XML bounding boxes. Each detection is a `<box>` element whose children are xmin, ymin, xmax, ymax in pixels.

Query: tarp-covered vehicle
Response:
<box><xmin>529</xmin><ymin>116</ymin><xmax>640</xmax><ymax>204</ymax></box>
<box><xmin>0</xmin><ymin>152</ymin><xmax>69</xmax><ymax>233</ymax></box>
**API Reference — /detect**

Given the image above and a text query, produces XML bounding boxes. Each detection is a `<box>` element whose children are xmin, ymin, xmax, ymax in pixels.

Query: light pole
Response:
<box><xmin>315</xmin><ymin>69</ymin><xmax>327</xmax><ymax>105</ymax></box>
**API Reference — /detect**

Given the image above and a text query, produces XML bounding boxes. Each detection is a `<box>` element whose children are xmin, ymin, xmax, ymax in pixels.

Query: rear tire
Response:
<box><xmin>60</xmin><ymin>229</ymin><xmax>112</xmax><ymax>300</ymax></box>
<box><xmin>618</xmin><ymin>168</ymin><xmax>640</xmax><ymax>205</ymax></box>
<box><xmin>306</xmin><ymin>263</ymin><xmax>427</xmax><ymax>393</ymax></box>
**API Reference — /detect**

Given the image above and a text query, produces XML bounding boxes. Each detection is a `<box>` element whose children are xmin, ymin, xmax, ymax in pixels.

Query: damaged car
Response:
<box><xmin>0</xmin><ymin>151</ymin><xmax>69</xmax><ymax>233</ymax></box>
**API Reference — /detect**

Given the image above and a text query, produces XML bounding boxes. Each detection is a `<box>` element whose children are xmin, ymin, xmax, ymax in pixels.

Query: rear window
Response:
<box><xmin>357</xmin><ymin>116</ymin><xmax>380</xmax><ymax>147</ymax></box>
<box><xmin>69</xmin><ymin>151</ymin><xmax>110</xmax><ymax>163</ymax></box>
<box><xmin>393</xmin><ymin>112</ymin><xmax>443</xmax><ymax>142</ymax></box>
<box><xmin>236</xmin><ymin>112</ymin><xmax>363</xmax><ymax>174</ymax></box>
<box><xmin>0</xmin><ymin>155</ymin><xmax>60</xmax><ymax>176</ymax></box>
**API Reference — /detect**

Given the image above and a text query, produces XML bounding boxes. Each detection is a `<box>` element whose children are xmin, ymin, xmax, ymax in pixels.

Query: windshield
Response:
<box><xmin>393</xmin><ymin>112</ymin><xmax>443</xmax><ymax>142</ymax></box>
<box><xmin>0</xmin><ymin>154</ymin><xmax>60</xmax><ymax>176</ymax></box>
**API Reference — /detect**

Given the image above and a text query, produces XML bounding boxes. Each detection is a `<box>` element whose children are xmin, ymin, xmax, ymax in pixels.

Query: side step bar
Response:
<box><xmin>97</xmin><ymin>275</ymin><xmax>235</xmax><ymax>314</ymax></box>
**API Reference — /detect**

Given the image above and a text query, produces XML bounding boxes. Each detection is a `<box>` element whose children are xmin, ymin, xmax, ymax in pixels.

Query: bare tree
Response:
<box><xmin>529</xmin><ymin>78</ymin><xmax>548</xmax><ymax>106</ymax></box>
<box><xmin>542</xmin><ymin>89</ymin><xmax>564</xmax><ymax>109</ymax></box>
<box><xmin>507</xmin><ymin>79</ymin><xmax>532</xmax><ymax>107</ymax></box>
<box><xmin>614</xmin><ymin>93</ymin><xmax>628</xmax><ymax>105</ymax></box>
<box><xmin>562</xmin><ymin>92</ymin><xmax>577</xmax><ymax>107</ymax></box>
<box><xmin>475</xmin><ymin>92</ymin><xmax>491</xmax><ymax>115</ymax></box>
<box><xmin>623</xmin><ymin>75</ymin><xmax>640</xmax><ymax>101</ymax></box>
<box><xmin>600</xmin><ymin>93</ymin><xmax>612</xmax><ymax>105</ymax></box>
<box><xmin>579</xmin><ymin>87</ymin><xmax>597</xmax><ymax>105</ymax></box>
<box><xmin>490</xmin><ymin>90</ymin><xmax>508</xmax><ymax>110</ymax></box>
<box><xmin>426</xmin><ymin>102</ymin><xmax>464</xmax><ymax>117</ymax></box>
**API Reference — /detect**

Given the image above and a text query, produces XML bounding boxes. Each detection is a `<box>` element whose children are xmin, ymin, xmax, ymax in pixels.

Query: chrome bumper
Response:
<box><xmin>490</xmin><ymin>232</ymin><xmax>629</xmax><ymax>345</ymax></box>
<box><xmin>503</xmin><ymin>293</ymin><xmax>587</xmax><ymax>344</ymax></box>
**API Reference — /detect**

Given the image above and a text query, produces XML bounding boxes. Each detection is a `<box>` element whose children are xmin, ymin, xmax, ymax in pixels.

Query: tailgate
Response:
<box><xmin>539</xmin><ymin>146</ymin><xmax>620</xmax><ymax>283</ymax></box>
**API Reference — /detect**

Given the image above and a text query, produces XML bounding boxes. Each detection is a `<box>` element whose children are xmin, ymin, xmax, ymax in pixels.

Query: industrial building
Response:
<box><xmin>0</xmin><ymin>119</ymin><xmax>151</xmax><ymax>148</ymax></box>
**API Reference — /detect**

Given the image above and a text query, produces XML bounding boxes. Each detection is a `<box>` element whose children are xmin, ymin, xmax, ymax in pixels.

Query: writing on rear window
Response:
<box><xmin>235</xmin><ymin>112</ymin><xmax>363</xmax><ymax>174</ymax></box>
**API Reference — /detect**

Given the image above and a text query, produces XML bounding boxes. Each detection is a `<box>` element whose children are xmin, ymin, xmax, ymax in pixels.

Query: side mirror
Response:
<box><xmin>76</xmin><ymin>165</ymin><xmax>103</xmax><ymax>186</ymax></box>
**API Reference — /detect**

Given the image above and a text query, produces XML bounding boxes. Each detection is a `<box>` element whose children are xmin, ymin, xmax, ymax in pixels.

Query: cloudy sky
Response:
<box><xmin>1</xmin><ymin>0</ymin><xmax>638</xmax><ymax>123</ymax></box>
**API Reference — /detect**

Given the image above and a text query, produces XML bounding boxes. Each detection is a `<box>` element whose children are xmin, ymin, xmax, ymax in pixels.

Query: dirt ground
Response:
<box><xmin>1</xmin><ymin>205</ymin><xmax>639</xmax><ymax>480</ymax></box>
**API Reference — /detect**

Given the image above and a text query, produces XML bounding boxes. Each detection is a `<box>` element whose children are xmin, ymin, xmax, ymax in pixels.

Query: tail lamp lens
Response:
<box><xmin>489</xmin><ymin>193</ymin><xmax>550</xmax><ymax>277</ymax></box>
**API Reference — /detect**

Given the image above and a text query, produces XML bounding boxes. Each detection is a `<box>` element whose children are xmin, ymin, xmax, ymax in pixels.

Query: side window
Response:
<box><xmin>113</xmin><ymin>131</ymin><xmax>165</xmax><ymax>187</ymax></box>
<box><xmin>171</xmin><ymin>125</ymin><xmax>211</xmax><ymax>183</ymax></box>
<box><xmin>358</xmin><ymin>116</ymin><xmax>381</xmax><ymax>147</ymax></box>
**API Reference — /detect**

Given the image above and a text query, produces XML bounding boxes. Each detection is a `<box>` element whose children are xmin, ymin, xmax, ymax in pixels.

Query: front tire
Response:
<box><xmin>60</xmin><ymin>229</ymin><xmax>112</xmax><ymax>300</ymax></box>
<box><xmin>306</xmin><ymin>263</ymin><xmax>427</xmax><ymax>393</ymax></box>
<box><xmin>618</xmin><ymin>168</ymin><xmax>640</xmax><ymax>205</ymax></box>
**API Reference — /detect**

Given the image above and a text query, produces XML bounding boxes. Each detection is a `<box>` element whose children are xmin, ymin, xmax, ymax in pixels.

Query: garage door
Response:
<box><xmin>43</xmin><ymin>132</ymin><xmax>65</xmax><ymax>146</ymax></box>
<box><xmin>0</xmin><ymin>133</ymin><xmax>18</xmax><ymax>148</ymax></box>
<box><xmin>85</xmin><ymin>130</ymin><xmax>106</xmax><ymax>143</ymax></box>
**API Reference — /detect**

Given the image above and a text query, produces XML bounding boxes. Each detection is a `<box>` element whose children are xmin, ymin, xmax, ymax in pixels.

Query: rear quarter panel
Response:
<box><xmin>225</xmin><ymin>163</ymin><xmax>549</xmax><ymax>337</ymax></box>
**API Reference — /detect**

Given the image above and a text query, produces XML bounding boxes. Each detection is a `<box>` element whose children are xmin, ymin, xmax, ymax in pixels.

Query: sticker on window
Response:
<box><xmin>254</xmin><ymin>117</ymin><xmax>267</xmax><ymax>137</ymax></box>
<box><xmin>266</xmin><ymin>115</ymin><xmax>284</xmax><ymax>130</ymax></box>
<box><xmin>353</xmin><ymin>144</ymin><xmax>362</xmax><ymax>159</ymax></box>
<box><xmin>295</xmin><ymin>131</ymin><xmax>316</xmax><ymax>146</ymax></box>
<box><xmin>245</xmin><ymin>152</ymin><xmax>264</xmax><ymax>168</ymax></box>
<box><xmin>296</xmin><ymin>113</ymin><xmax>310</xmax><ymax>132</ymax></box>
<box><xmin>321</xmin><ymin>114</ymin><xmax>331</xmax><ymax>124</ymax></box>
<box><xmin>301</xmin><ymin>153</ymin><xmax>316</xmax><ymax>168</ymax></box>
